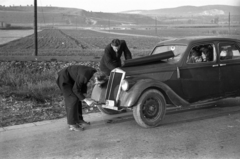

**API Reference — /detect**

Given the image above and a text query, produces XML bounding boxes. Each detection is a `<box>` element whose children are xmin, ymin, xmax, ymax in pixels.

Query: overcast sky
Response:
<box><xmin>0</xmin><ymin>0</ymin><xmax>240</xmax><ymax>12</ymax></box>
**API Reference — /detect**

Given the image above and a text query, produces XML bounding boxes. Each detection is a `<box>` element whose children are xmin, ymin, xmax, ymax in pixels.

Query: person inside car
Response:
<box><xmin>187</xmin><ymin>49</ymin><xmax>203</xmax><ymax>63</ymax></box>
<box><xmin>200</xmin><ymin>46</ymin><xmax>213</xmax><ymax>62</ymax></box>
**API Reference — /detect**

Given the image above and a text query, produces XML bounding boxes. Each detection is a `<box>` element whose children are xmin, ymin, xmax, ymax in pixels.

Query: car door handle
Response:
<box><xmin>212</xmin><ymin>64</ymin><xmax>218</xmax><ymax>67</ymax></box>
<box><xmin>220</xmin><ymin>64</ymin><xmax>226</xmax><ymax>66</ymax></box>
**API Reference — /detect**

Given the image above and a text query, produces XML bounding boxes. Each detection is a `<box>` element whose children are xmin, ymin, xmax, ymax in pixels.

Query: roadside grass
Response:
<box><xmin>0</xmin><ymin>61</ymin><xmax>99</xmax><ymax>127</ymax></box>
<box><xmin>0</xmin><ymin>61</ymin><xmax>98</xmax><ymax>101</ymax></box>
<box><xmin>0</xmin><ymin>63</ymin><xmax>59</xmax><ymax>101</ymax></box>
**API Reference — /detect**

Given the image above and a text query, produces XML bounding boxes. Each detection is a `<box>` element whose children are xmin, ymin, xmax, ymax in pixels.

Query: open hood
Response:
<box><xmin>123</xmin><ymin>51</ymin><xmax>174</xmax><ymax>67</ymax></box>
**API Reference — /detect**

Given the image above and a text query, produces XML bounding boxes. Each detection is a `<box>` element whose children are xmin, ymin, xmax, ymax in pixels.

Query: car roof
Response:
<box><xmin>156</xmin><ymin>36</ymin><xmax>240</xmax><ymax>46</ymax></box>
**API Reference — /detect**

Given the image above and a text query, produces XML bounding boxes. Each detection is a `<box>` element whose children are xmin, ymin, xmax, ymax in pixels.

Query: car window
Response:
<box><xmin>187</xmin><ymin>43</ymin><xmax>216</xmax><ymax>64</ymax></box>
<box><xmin>219</xmin><ymin>43</ymin><xmax>240</xmax><ymax>61</ymax></box>
<box><xmin>151</xmin><ymin>45</ymin><xmax>187</xmax><ymax>63</ymax></box>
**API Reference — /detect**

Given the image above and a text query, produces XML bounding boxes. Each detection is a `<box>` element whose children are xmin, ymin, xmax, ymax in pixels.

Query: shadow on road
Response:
<box><xmin>87</xmin><ymin>98</ymin><xmax>240</xmax><ymax>129</ymax></box>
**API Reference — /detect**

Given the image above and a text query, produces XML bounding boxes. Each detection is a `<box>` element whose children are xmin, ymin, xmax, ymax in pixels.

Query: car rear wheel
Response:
<box><xmin>97</xmin><ymin>105</ymin><xmax>120</xmax><ymax>115</ymax></box>
<box><xmin>133</xmin><ymin>89</ymin><xmax>166</xmax><ymax>128</ymax></box>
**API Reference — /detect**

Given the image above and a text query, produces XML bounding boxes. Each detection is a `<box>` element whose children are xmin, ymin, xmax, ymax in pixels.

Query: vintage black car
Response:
<box><xmin>91</xmin><ymin>36</ymin><xmax>240</xmax><ymax>128</ymax></box>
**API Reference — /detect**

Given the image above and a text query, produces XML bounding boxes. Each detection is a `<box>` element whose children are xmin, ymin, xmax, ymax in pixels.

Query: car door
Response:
<box><xmin>218</xmin><ymin>41</ymin><xmax>240</xmax><ymax>96</ymax></box>
<box><xmin>180</xmin><ymin>42</ymin><xmax>220</xmax><ymax>102</ymax></box>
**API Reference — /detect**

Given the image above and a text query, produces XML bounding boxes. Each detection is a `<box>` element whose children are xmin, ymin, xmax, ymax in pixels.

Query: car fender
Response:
<box><xmin>119</xmin><ymin>78</ymin><xmax>189</xmax><ymax>107</ymax></box>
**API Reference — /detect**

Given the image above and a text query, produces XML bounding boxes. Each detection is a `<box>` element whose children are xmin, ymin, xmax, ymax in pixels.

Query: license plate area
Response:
<box><xmin>102</xmin><ymin>100</ymin><xmax>119</xmax><ymax>110</ymax></box>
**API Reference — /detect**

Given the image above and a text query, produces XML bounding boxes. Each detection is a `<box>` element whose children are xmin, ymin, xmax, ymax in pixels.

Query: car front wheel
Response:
<box><xmin>133</xmin><ymin>89</ymin><xmax>166</xmax><ymax>128</ymax></box>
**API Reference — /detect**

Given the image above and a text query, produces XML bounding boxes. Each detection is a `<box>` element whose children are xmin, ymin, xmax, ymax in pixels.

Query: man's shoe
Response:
<box><xmin>78</xmin><ymin>120</ymin><xmax>91</xmax><ymax>125</ymax></box>
<box><xmin>76</xmin><ymin>123</ymin><xmax>85</xmax><ymax>129</ymax></box>
<box><xmin>120</xmin><ymin>109</ymin><xmax>127</xmax><ymax>113</ymax></box>
<box><xmin>69</xmin><ymin>125</ymin><xmax>84</xmax><ymax>131</ymax></box>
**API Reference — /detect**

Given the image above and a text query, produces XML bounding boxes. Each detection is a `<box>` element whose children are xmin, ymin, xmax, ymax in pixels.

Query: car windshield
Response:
<box><xmin>151</xmin><ymin>45</ymin><xmax>187</xmax><ymax>63</ymax></box>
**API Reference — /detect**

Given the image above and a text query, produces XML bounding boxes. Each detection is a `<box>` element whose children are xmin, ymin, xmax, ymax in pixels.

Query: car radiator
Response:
<box><xmin>105</xmin><ymin>69</ymin><xmax>126</xmax><ymax>103</ymax></box>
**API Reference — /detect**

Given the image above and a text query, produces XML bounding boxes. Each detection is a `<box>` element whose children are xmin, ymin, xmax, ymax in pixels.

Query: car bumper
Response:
<box><xmin>102</xmin><ymin>104</ymin><xmax>119</xmax><ymax>110</ymax></box>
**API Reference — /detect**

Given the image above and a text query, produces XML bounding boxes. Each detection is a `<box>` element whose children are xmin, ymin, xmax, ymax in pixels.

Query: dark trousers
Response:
<box><xmin>63</xmin><ymin>92</ymin><xmax>83</xmax><ymax>125</ymax></box>
<box><xmin>56</xmin><ymin>77</ymin><xmax>84</xmax><ymax>125</ymax></box>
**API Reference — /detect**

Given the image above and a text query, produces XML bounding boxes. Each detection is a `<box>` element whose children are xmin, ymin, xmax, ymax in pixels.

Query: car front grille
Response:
<box><xmin>105</xmin><ymin>68</ymin><xmax>126</xmax><ymax>103</ymax></box>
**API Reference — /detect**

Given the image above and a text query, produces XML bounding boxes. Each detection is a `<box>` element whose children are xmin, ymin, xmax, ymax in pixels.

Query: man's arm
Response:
<box><xmin>122</xmin><ymin>40</ymin><xmax>132</xmax><ymax>60</ymax></box>
<box><xmin>72</xmin><ymin>81</ymin><xmax>86</xmax><ymax>100</ymax></box>
<box><xmin>72</xmin><ymin>75</ymin><xmax>97</xmax><ymax>106</ymax></box>
<box><xmin>103</xmin><ymin>47</ymin><xmax>119</xmax><ymax>70</ymax></box>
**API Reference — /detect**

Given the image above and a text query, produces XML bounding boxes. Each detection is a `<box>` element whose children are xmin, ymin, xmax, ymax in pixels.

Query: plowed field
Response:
<box><xmin>0</xmin><ymin>29</ymin><xmax>161</xmax><ymax>57</ymax></box>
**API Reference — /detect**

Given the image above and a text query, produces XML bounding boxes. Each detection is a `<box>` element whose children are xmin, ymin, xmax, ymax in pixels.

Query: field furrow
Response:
<box><xmin>0</xmin><ymin>29</ymin><xmax>163</xmax><ymax>57</ymax></box>
<box><xmin>1</xmin><ymin>27</ymin><xmax>238</xmax><ymax>57</ymax></box>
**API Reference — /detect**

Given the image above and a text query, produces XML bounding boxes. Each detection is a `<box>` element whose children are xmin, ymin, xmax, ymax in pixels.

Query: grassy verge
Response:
<box><xmin>0</xmin><ymin>61</ymin><xmax>100</xmax><ymax>127</ymax></box>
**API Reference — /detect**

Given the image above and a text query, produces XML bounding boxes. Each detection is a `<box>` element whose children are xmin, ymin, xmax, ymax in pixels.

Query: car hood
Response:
<box><xmin>121</xmin><ymin>51</ymin><xmax>176</xmax><ymax>76</ymax></box>
<box><xmin>123</xmin><ymin>50</ymin><xmax>174</xmax><ymax>67</ymax></box>
<box><xmin>121</xmin><ymin>62</ymin><xmax>176</xmax><ymax>76</ymax></box>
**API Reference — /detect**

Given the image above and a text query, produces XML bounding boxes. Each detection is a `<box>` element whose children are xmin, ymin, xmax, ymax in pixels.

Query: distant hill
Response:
<box><xmin>122</xmin><ymin>5</ymin><xmax>240</xmax><ymax>16</ymax></box>
<box><xmin>122</xmin><ymin>5</ymin><xmax>240</xmax><ymax>25</ymax></box>
<box><xmin>0</xmin><ymin>5</ymin><xmax>239</xmax><ymax>27</ymax></box>
<box><xmin>0</xmin><ymin>6</ymin><xmax>155</xmax><ymax>27</ymax></box>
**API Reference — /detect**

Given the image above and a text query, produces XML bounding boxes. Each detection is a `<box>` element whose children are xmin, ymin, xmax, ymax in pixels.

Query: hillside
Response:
<box><xmin>0</xmin><ymin>5</ymin><xmax>240</xmax><ymax>28</ymax></box>
<box><xmin>0</xmin><ymin>6</ymin><xmax>155</xmax><ymax>26</ymax></box>
<box><xmin>122</xmin><ymin>5</ymin><xmax>240</xmax><ymax>25</ymax></box>
<box><xmin>123</xmin><ymin>5</ymin><xmax>240</xmax><ymax>16</ymax></box>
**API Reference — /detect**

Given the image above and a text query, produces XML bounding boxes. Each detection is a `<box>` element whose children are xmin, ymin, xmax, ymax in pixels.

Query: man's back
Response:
<box><xmin>100</xmin><ymin>39</ymin><xmax>132</xmax><ymax>75</ymax></box>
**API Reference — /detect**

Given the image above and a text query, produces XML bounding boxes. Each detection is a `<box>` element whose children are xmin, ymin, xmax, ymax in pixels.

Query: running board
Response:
<box><xmin>166</xmin><ymin>101</ymin><xmax>218</xmax><ymax>113</ymax></box>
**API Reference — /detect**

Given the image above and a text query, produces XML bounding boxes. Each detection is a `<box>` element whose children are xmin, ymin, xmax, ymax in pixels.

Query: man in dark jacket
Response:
<box><xmin>56</xmin><ymin>65</ymin><xmax>97</xmax><ymax>131</ymax></box>
<box><xmin>100</xmin><ymin>39</ymin><xmax>132</xmax><ymax>75</ymax></box>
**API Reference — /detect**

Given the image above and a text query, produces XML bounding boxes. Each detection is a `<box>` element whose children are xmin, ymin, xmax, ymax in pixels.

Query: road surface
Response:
<box><xmin>1</xmin><ymin>98</ymin><xmax>240</xmax><ymax>159</ymax></box>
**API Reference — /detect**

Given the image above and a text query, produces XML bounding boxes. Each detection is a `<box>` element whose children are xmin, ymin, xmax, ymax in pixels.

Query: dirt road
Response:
<box><xmin>1</xmin><ymin>98</ymin><xmax>240</xmax><ymax>159</ymax></box>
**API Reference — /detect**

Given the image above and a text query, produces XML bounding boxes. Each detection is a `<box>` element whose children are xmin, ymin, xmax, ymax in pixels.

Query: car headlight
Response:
<box><xmin>121</xmin><ymin>79</ymin><xmax>129</xmax><ymax>91</ymax></box>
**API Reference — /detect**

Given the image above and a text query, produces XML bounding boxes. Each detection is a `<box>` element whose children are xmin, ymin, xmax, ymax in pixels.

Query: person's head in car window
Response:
<box><xmin>200</xmin><ymin>46</ymin><xmax>213</xmax><ymax>62</ymax></box>
<box><xmin>188</xmin><ymin>50</ymin><xmax>203</xmax><ymax>63</ymax></box>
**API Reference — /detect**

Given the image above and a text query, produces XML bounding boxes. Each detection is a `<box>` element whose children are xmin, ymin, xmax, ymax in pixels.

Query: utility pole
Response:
<box><xmin>76</xmin><ymin>16</ymin><xmax>78</xmax><ymax>30</ymax></box>
<box><xmin>108</xmin><ymin>19</ymin><xmax>110</xmax><ymax>32</ymax></box>
<box><xmin>228</xmin><ymin>12</ymin><xmax>231</xmax><ymax>34</ymax></box>
<box><xmin>52</xmin><ymin>17</ymin><xmax>54</xmax><ymax>28</ymax></box>
<box><xmin>34</xmin><ymin>0</ymin><xmax>38</xmax><ymax>56</ymax></box>
<box><xmin>155</xmin><ymin>17</ymin><xmax>158</xmax><ymax>36</ymax></box>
